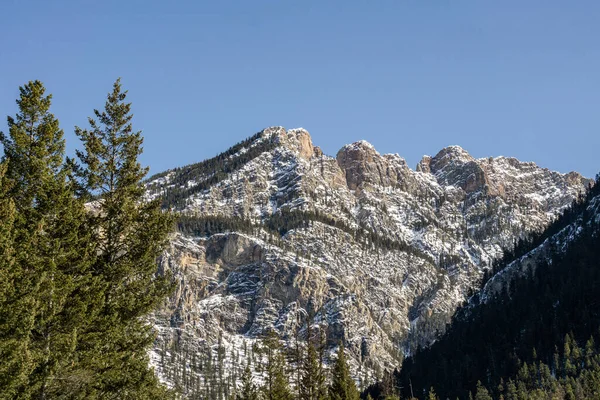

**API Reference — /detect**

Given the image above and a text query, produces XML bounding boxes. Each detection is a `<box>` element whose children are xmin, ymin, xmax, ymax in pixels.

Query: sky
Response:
<box><xmin>0</xmin><ymin>1</ymin><xmax>599</xmax><ymax>178</ymax></box>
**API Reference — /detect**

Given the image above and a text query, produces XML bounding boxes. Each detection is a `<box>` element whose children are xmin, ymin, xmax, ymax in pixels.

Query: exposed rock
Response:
<box><xmin>146</xmin><ymin>127</ymin><xmax>591</xmax><ymax>395</ymax></box>
<box><xmin>416</xmin><ymin>155</ymin><xmax>431</xmax><ymax>173</ymax></box>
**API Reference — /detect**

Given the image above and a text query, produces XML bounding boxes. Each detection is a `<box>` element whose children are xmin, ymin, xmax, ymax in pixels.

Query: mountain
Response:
<box><xmin>394</xmin><ymin>175</ymin><xmax>600</xmax><ymax>399</ymax></box>
<box><xmin>144</xmin><ymin>127</ymin><xmax>591</xmax><ymax>396</ymax></box>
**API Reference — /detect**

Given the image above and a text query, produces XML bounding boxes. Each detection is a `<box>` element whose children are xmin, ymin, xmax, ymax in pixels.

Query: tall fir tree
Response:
<box><xmin>260</xmin><ymin>331</ymin><xmax>293</xmax><ymax>400</ymax></box>
<box><xmin>474</xmin><ymin>381</ymin><xmax>493</xmax><ymax>400</ymax></box>
<box><xmin>74</xmin><ymin>78</ymin><xmax>174</xmax><ymax>398</ymax></box>
<box><xmin>300</xmin><ymin>324</ymin><xmax>328</xmax><ymax>400</ymax></box>
<box><xmin>0</xmin><ymin>80</ymin><xmax>98</xmax><ymax>398</ymax></box>
<box><xmin>329</xmin><ymin>342</ymin><xmax>359</xmax><ymax>400</ymax></box>
<box><xmin>0</xmin><ymin>162</ymin><xmax>30</xmax><ymax>399</ymax></box>
<box><xmin>294</xmin><ymin>319</ymin><xmax>304</xmax><ymax>399</ymax></box>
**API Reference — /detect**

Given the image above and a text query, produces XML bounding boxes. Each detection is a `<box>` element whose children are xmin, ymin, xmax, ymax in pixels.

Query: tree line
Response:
<box><xmin>176</xmin><ymin>208</ymin><xmax>436</xmax><ymax>264</ymax></box>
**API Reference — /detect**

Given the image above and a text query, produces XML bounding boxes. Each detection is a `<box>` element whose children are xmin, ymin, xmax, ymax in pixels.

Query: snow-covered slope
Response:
<box><xmin>146</xmin><ymin>127</ymin><xmax>591</xmax><ymax>396</ymax></box>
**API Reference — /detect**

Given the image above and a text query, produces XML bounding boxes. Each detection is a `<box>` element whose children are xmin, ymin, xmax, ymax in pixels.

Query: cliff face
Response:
<box><xmin>145</xmin><ymin>127</ymin><xmax>591</xmax><ymax>394</ymax></box>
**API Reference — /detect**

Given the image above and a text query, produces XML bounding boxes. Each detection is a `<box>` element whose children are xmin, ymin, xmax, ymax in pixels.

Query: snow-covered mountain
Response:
<box><xmin>145</xmin><ymin>127</ymin><xmax>591</xmax><ymax>396</ymax></box>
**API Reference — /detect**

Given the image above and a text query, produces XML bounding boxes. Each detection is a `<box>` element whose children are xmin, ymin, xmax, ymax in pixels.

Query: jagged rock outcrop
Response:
<box><xmin>146</xmin><ymin>127</ymin><xmax>591</xmax><ymax>396</ymax></box>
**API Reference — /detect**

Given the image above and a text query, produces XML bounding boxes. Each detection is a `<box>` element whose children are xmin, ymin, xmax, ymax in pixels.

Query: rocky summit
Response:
<box><xmin>145</xmin><ymin>127</ymin><xmax>591</xmax><ymax>394</ymax></box>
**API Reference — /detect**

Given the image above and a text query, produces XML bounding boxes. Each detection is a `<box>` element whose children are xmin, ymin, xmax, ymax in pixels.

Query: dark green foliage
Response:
<box><xmin>299</xmin><ymin>324</ymin><xmax>328</xmax><ymax>400</ymax></box>
<box><xmin>259</xmin><ymin>331</ymin><xmax>294</xmax><ymax>400</ymax></box>
<box><xmin>74</xmin><ymin>78</ymin><xmax>174</xmax><ymax>398</ymax></box>
<box><xmin>426</xmin><ymin>387</ymin><xmax>438</xmax><ymax>400</ymax></box>
<box><xmin>473</xmin><ymin>382</ymin><xmax>492</xmax><ymax>400</ymax></box>
<box><xmin>176</xmin><ymin>208</ymin><xmax>434</xmax><ymax>263</ymax></box>
<box><xmin>177</xmin><ymin>214</ymin><xmax>258</xmax><ymax>237</ymax></box>
<box><xmin>0</xmin><ymin>163</ymin><xmax>30</xmax><ymax>398</ymax></box>
<box><xmin>364</xmin><ymin>369</ymin><xmax>400</xmax><ymax>400</ymax></box>
<box><xmin>0</xmin><ymin>81</ymin><xmax>98</xmax><ymax>398</ymax></box>
<box><xmin>330</xmin><ymin>342</ymin><xmax>360</xmax><ymax>400</ymax></box>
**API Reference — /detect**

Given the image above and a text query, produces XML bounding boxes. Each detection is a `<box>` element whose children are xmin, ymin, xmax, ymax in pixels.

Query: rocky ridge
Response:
<box><xmin>146</xmin><ymin>127</ymin><xmax>591</xmax><ymax>396</ymax></box>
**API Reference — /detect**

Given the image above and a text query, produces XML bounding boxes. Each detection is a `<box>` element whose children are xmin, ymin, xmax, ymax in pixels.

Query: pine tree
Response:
<box><xmin>504</xmin><ymin>378</ymin><xmax>519</xmax><ymax>400</ymax></box>
<box><xmin>0</xmin><ymin>81</ymin><xmax>98</xmax><ymax>398</ymax></box>
<box><xmin>0</xmin><ymin>162</ymin><xmax>30</xmax><ymax>399</ymax></box>
<box><xmin>564</xmin><ymin>334</ymin><xmax>577</xmax><ymax>377</ymax></box>
<box><xmin>585</xmin><ymin>337</ymin><xmax>596</xmax><ymax>369</ymax></box>
<box><xmin>300</xmin><ymin>324</ymin><xmax>327</xmax><ymax>400</ymax></box>
<box><xmin>272</xmin><ymin>352</ymin><xmax>294</xmax><ymax>400</ymax></box>
<box><xmin>74</xmin><ymin>78</ymin><xmax>174</xmax><ymax>398</ymax></box>
<box><xmin>294</xmin><ymin>318</ymin><xmax>304</xmax><ymax>399</ymax></box>
<box><xmin>329</xmin><ymin>342</ymin><xmax>359</xmax><ymax>400</ymax></box>
<box><xmin>260</xmin><ymin>331</ymin><xmax>293</xmax><ymax>400</ymax></box>
<box><xmin>427</xmin><ymin>387</ymin><xmax>439</xmax><ymax>400</ymax></box>
<box><xmin>237</xmin><ymin>364</ymin><xmax>258</xmax><ymax>400</ymax></box>
<box><xmin>474</xmin><ymin>381</ymin><xmax>493</xmax><ymax>400</ymax></box>
<box><xmin>317</xmin><ymin>328</ymin><xmax>329</xmax><ymax>400</ymax></box>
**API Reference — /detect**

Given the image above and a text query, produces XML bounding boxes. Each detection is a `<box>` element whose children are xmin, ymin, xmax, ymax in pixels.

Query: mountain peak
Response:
<box><xmin>432</xmin><ymin>145</ymin><xmax>474</xmax><ymax>164</ymax></box>
<box><xmin>336</xmin><ymin>140</ymin><xmax>385</xmax><ymax>190</ymax></box>
<box><xmin>277</xmin><ymin>127</ymin><xmax>320</xmax><ymax>160</ymax></box>
<box><xmin>260</xmin><ymin>126</ymin><xmax>287</xmax><ymax>140</ymax></box>
<box><xmin>340</xmin><ymin>140</ymin><xmax>378</xmax><ymax>154</ymax></box>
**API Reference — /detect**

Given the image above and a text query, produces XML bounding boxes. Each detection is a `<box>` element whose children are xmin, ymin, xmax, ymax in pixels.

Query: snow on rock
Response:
<box><xmin>146</xmin><ymin>127</ymin><xmax>592</xmax><ymax>395</ymax></box>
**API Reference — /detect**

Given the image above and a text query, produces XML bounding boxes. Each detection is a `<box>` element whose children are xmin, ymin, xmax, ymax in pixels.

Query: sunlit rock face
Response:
<box><xmin>146</xmin><ymin>127</ymin><xmax>591</xmax><ymax>395</ymax></box>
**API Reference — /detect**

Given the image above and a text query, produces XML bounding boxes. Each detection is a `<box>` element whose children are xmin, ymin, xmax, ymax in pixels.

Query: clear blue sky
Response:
<box><xmin>1</xmin><ymin>1</ymin><xmax>599</xmax><ymax>178</ymax></box>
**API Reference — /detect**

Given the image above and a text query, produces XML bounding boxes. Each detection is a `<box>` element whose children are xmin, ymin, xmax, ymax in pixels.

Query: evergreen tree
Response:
<box><xmin>427</xmin><ymin>387</ymin><xmax>439</xmax><ymax>400</ymax></box>
<box><xmin>0</xmin><ymin>81</ymin><xmax>98</xmax><ymax>398</ymax></box>
<box><xmin>74</xmin><ymin>78</ymin><xmax>174</xmax><ymax>398</ymax></box>
<box><xmin>504</xmin><ymin>379</ymin><xmax>518</xmax><ymax>400</ymax></box>
<box><xmin>329</xmin><ymin>342</ymin><xmax>359</xmax><ymax>400</ymax></box>
<box><xmin>294</xmin><ymin>319</ymin><xmax>304</xmax><ymax>398</ymax></box>
<box><xmin>0</xmin><ymin>162</ymin><xmax>30</xmax><ymax>399</ymax></box>
<box><xmin>237</xmin><ymin>364</ymin><xmax>258</xmax><ymax>400</ymax></box>
<box><xmin>474</xmin><ymin>381</ymin><xmax>492</xmax><ymax>400</ymax></box>
<box><xmin>260</xmin><ymin>331</ymin><xmax>293</xmax><ymax>400</ymax></box>
<box><xmin>272</xmin><ymin>352</ymin><xmax>294</xmax><ymax>400</ymax></box>
<box><xmin>300</xmin><ymin>324</ymin><xmax>327</xmax><ymax>400</ymax></box>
